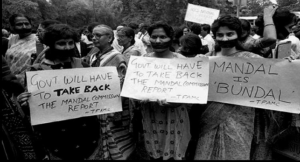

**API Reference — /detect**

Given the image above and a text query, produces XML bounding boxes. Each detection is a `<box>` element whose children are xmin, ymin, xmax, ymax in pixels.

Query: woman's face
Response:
<box><xmin>117</xmin><ymin>30</ymin><xmax>131</xmax><ymax>46</ymax></box>
<box><xmin>215</xmin><ymin>26</ymin><xmax>238</xmax><ymax>49</ymax></box>
<box><xmin>215</xmin><ymin>26</ymin><xmax>238</xmax><ymax>41</ymax></box>
<box><xmin>53</xmin><ymin>38</ymin><xmax>75</xmax><ymax>61</ymax></box>
<box><xmin>54</xmin><ymin>38</ymin><xmax>75</xmax><ymax>50</ymax></box>
<box><xmin>13</xmin><ymin>17</ymin><xmax>32</xmax><ymax>36</ymax></box>
<box><xmin>92</xmin><ymin>27</ymin><xmax>111</xmax><ymax>49</ymax></box>
<box><xmin>150</xmin><ymin>28</ymin><xmax>171</xmax><ymax>53</ymax></box>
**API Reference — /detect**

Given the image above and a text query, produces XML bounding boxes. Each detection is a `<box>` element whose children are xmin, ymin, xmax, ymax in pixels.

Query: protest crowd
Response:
<box><xmin>2</xmin><ymin>2</ymin><xmax>300</xmax><ymax>161</ymax></box>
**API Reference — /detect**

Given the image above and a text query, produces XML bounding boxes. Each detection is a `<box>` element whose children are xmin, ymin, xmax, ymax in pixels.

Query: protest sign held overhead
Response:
<box><xmin>184</xmin><ymin>3</ymin><xmax>220</xmax><ymax>25</ymax></box>
<box><xmin>26</xmin><ymin>67</ymin><xmax>122</xmax><ymax>125</ymax></box>
<box><xmin>121</xmin><ymin>56</ymin><xmax>209</xmax><ymax>104</ymax></box>
<box><xmin>209</xmin><ymin>57</ymin><xmax>300</xmax><ymax>114</ymax></box>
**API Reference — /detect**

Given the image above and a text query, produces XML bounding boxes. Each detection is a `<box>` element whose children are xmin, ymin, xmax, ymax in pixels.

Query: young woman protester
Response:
<box><xmin>16</xmin><ymin>24</ymin><xmax>103</xmax><ymax>160</ymax></box>
<box><xmin>133</xmin><ymin>22</ymin><xmax>191</xmax><ymax>160</ymax></box>
<box><xmin>194</xmin><ymin>15</ymin><xmax>262</xmax><ymax>160</ymax></box>
<box><xmin>116</xmin><ymin>26</ymin><xmax>141</xmax><ymax>63</ymax></box>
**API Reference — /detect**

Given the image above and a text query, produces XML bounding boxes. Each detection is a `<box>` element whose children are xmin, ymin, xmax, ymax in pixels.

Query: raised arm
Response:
<box><xmin>259</xmin><ymin>6</ymin><xmax>278</xmax><ymax>47</ymax></box>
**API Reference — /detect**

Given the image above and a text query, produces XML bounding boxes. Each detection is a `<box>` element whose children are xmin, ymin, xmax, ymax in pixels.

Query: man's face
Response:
<box><xmin>200</xmin><ymin>27</ymin><xmax>207</xmax><ymax>37</ymax></box>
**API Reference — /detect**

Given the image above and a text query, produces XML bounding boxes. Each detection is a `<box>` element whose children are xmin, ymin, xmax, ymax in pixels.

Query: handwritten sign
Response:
<box><xmin>184</xmin><ymin>3</ymin><xmax>220</xmax><ymax>25</ymax></box>
<box><xmin>208</xmin><ymin>56</ymin><xmax>300</xmax><ymax>114</ymax></box>
<box><xmin>26</xmin><ymin>67</ymin><xmax>122</xmax><ymax>125</ymax></box>
<box><xmin>121</xmin><ymin>56</ymin><xmax>209</xmax><ymax>104</ymax></box>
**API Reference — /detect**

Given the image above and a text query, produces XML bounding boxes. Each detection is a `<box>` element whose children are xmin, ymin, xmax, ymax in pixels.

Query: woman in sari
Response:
<box><xmin>83</xmin><ymin>24</ymin><xmax>135</xmax><ymax>160</ymax></box>
<box><xmin>135</xmin><ymin>22</ymin><xmax>191</xmax><ymax>160</ymax></box>
<box><xmin>194</xmin><ymin>15</ymin><xmax>262</xmax><ymax>160</ymax></box>
<box><xmin>17</xmin><ymin>24</ymin><xmax>103</xmax><ymax>160</ymax></box>
<box><xmin>5</xmin><ymin>14</ymin><xmax>38</xmax><ymax>86</ymax></box>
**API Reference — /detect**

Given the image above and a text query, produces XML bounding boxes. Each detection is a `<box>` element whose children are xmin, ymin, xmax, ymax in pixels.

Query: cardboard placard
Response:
<box><xmin>121</xmin><ymin>56</ymin><xmax>209</xmax><ymax>104</ymax></box>
<box><xmin>26</xmin><ymin>67</ymin><xmax>122</xmax><ymax>125</ymax></box>
<box><xmin>184</xmin><ymin>3</ymin><xmax>220</xmax><ymax>25</ymax></box>
<box><xmin>208</xmin><ymin>56</ymin><xmax>300</xmax><ymax>114</ymax></box>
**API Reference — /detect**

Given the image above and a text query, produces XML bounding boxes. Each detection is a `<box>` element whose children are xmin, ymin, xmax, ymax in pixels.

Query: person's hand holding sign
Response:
<box><xmin>17</xmin><ymin>92</ymin><xmax>31</xmax><ymax>107</ymax></box>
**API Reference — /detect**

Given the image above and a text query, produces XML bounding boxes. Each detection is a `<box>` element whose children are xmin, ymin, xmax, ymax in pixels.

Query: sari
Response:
<box><xmin>5</xmin><ymin>34</ymin><xmax>37</xmax><ymax>86</ymax></box>
<box><xmin>194</xmin><ymin>51</ymin><xmax>262</xmax><ymax>160</ymax></box>
<box><xmin>86</xmin><ymin>48</ymin><xmax>135</xmax><ymax>160</ymax></box>
<box><xmin>137</xmin><ymin>52</ymin><xmax>191</xmax><ymax>160</ymax></box>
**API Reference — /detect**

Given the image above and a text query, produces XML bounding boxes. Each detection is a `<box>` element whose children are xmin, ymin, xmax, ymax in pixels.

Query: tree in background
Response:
<box><xmin>2</xmin><ymin>0</ymin><xmax>42</xmax><ymax>29</ymax></box>
<box><xmin>277</xmin><ymin>0</ymin><xmax>300</xmax><ymax>11</ymax></box>
<box><xmin>2</xmin><ymin>0</ymin><xmax>284</xmax><ymax>31</ymax></box>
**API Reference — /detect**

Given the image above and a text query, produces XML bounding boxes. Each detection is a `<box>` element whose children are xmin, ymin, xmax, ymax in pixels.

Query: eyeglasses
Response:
<box><xmin>92</xmin><ymin>33</ymin><xmax>109</xmax><ymax>39</ymax></box>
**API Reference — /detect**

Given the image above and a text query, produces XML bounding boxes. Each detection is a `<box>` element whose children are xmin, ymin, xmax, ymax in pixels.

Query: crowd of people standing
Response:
<box><xmin>1</xmin><ymin>4</ymin><xmax>300</xmax><ymax>160</ymax></box>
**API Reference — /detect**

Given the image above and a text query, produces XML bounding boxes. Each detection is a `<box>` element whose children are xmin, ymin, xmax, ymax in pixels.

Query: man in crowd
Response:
<box><xmin>112</xmin><ymin>23</ymin><xmax>127</xmax><ymax>52</ymax></box>
<box><xmin>138</xmin><ymin>23</ymin><xmax>152</xmax><ymax>53</ymax></box>
<box><xmin>200</xmin><ymin>24</ymin><xmax>215</xmax><ymax>56</ymax></box>
<box><xmin>128</xmin><ymin>22</ymin><xmax>147</xmax><ymax>55</ymax></box>
<box><xmin>190</xmin><ymin>23</ymin><xmax>209</xmax><ymax>54</ymax></box>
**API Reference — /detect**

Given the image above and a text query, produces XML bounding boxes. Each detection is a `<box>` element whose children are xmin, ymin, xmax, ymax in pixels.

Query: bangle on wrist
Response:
<box><xmin>264</xmin><ymin>24</ymin><xmax>274</xmax><ymax>27</ymax></box>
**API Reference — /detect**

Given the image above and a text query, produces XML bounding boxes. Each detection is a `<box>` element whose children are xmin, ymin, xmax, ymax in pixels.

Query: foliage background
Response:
<box><xmin>2</xmin><ymin>0</ymin><xmax>300</xmax><ymax>30</ymax></box>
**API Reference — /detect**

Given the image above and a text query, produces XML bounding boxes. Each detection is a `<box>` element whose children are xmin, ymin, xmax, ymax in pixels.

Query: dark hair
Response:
<box><xmin>212</xmin><ymin>15</ymin><xmax>242</xmax><ymax>38</ymax></box>
<box><xmin>9</xmin><ymin>14</ymin><xmax>32</xmax><ymax>26</ymax></box>
<box><xmin>139</xmin><ymin>23</ymin><xmax>148</xmax><ymax>30</ymax></box>
<box><xmin>40</xmin><ymin>20</ymin><xmax>61</xmax><ymax>29</ymax></box>
<box><xmin>128</xmin><ymin>23</ymin><xmax>139</xmax><ymax>30</ymax></box>
<box><xmin>180</xmin><ymin>33</ymin><xmax>202</xmax><ymax>57</ymax></box>
<box><xmin>240</xmin><ymin>19</ymin><xmax>251</xmax><ymax>32</ymax></box>
<box><xmin>273</xmin><ymin>10</ymin><xmax>296</xmax><ymax>39</ymax></box>
<box><xmin>78</xmin><ymin>26</ymin><xmax>87</xmax><ymax>36</ymax></box>
<box><xmin>87</xmin><ymin>22</ymin><xmax>100</xmax><ymax>33</ymax></box>
<box><xmin>190</xmin><ymin>23</ymin><xmax>202</xmax><ymax>35</ymax></box>
<box><xmin>201</xmin><ymin>24</ymin><xmax>211</xmax><ymax>33</ymax></box>
<box><xmin>173</xmin><ymin>26</ymin><xmax>184</xmax><ymax>46</ymax></box>
<box><xmin>254</xmin><ymin>15</ymin><xmax>264</xmax><ymax>36</ymax></box>
<box><xmin>273</xmin><ymin>10</ymin><xmax>296</xmax><ymax>28</ymax></box>
<box><xmin>119</xmin><ymin>23</ymin><xmax>127</xmax><ymax>27</ymax></box>
<box><xmin>119</xmin><ymin>27</ymin><xmax>136</xmax><ymax>45</ymax></box>
<box><xmin>148</xmin><ymin>22</ymin><xmax>174</xmax><ymax>41</ymax></box>
<box><xmin>43</xmin><ymin>24</ymin><xmax>79</xmax><ymax>47</ymax></box>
